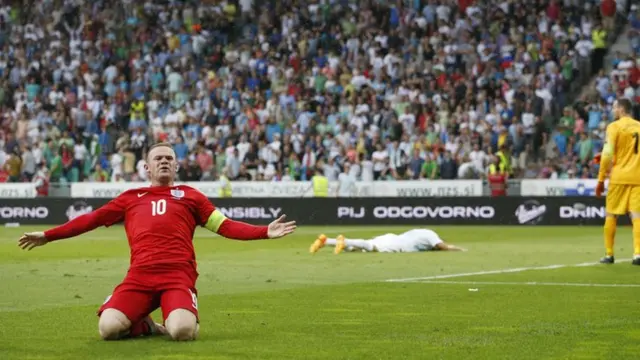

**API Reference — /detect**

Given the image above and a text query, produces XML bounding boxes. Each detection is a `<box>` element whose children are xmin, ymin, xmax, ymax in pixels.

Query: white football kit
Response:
<box><xmin>369</xmin><ymin>229</ymin><xmax>443</xmax><ymax>252</ymax></box>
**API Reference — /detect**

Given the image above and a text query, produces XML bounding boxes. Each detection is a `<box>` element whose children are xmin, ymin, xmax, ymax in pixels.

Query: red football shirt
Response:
<box><xmin>94</xmin><ymin>185</ymin><xmax>215</xmax><ymax>271</ymax></box>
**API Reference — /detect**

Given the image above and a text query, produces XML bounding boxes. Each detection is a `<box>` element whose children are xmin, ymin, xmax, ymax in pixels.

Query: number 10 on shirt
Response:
<box><xmin>151</xmin><ymin>199</ymin><xmax>167</xmax><ymax>216</ymax></box>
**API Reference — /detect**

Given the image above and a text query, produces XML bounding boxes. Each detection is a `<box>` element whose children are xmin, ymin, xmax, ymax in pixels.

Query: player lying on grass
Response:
<box><xmin>592</xmin><ymin>98</ymin><xmax>640</xmax><ymax>265</ymax></box>
<box><xmin>18</xmin><ymin>143</ymin><xmax>297</xmax><ymax>341</ymax></box>
<box><xmin>309</xmin><ymin>228</ymin><xmax>466</xmax><ymax>254</ymax></box>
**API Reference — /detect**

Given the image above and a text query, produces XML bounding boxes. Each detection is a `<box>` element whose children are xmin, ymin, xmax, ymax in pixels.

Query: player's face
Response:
<box><xmin>145</xmin><ymin>146</ymin><xmax>178</xmax><ymax>184</ymax></box>
<box><xmin>612</xmin><ymin>101</ymin><xmax>621</xmax><ymax>120</ymax></box>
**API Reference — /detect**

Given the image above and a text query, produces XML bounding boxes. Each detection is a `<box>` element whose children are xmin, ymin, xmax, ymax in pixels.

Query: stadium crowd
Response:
<box><xmin>0</xmin><ymin>0</ymin><xmax>638</xmax><ymax>189</ymax></box>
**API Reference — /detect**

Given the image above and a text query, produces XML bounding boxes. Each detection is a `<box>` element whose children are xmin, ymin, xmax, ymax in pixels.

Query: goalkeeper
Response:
<box><xmin>592</xmin><ymin>99</ymin><xmax>640</xmax><ymax>265</ymax></box>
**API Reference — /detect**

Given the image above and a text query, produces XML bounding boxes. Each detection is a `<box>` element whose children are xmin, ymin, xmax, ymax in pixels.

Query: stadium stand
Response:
<box><xmin>0</xmin><ymin>0</ymin><xmax>637</xmax><ymax>189</ymax></box>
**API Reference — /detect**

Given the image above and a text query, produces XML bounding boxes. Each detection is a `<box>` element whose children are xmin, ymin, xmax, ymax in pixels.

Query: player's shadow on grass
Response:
<box><xmin>88</xmin><ymin>329</ymin><xmax>260</xmax><ymax>343</ymax></box>
<box><xmin>88</xmin><ymin>334</ymin><xmax>259</xmax><ymax>359</ymax></box>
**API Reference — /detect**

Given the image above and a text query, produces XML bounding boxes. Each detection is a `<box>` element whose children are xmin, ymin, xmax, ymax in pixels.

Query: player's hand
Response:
<box><xmin>267</xmin><ymin>215</ymin><xmax>297</xmax><ymax>238</ymax></box>
<box><xmin>18</xmin><ymin>232</ymin><xmax>48</xmax><ymax>251</ymax></box>
<box><xmin>595</xmin><ymin>181</ymin><xmax>605</xmax><ymax>198</ymax></box>
<box><xmin>593</xmin><ymin>152</ymin><xmax>602</xmax><ymax>165</ymax></box>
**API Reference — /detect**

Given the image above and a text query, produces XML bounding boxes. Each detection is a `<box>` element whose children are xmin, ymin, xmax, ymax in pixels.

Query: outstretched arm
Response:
<box><xmin>203</xmin><ymin>209</ymin><xmax>296</xmax><ymax>240</ymax></box>
<box><xmin>19</xmin><ymin>198</ymin><xmax>126</xmax><ymax>250</ymax></box>
<box><xmin>204</xmin><ymin>209</ymin><xmax>268</xmax><ymax>240</ymax></box>
<box><xmin>193</xmin><ymin>189</ymin><xmax>296</xmax><ymax>240</ymax></box>
<box><xmin>45</xmin><ymin>206</ymin><xmax>123</xmax><ymax>241</ymax></box>
<box><xmin>435</xmin><ymin>242</ymin><xmax>467</xmax><ymax>251</ymax></box>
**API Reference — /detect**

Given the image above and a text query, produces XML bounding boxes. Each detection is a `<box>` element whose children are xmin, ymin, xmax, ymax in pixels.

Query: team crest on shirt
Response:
<box><xmin>171</xmin><ymin>189</ymin><xmax>185</xmax><ymax>199</ymax></box>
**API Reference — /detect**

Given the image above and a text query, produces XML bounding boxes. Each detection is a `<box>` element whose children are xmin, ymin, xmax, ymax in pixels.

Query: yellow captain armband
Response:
<box><xmin>204</xmin><ymin>209</ymin><xmax>228</xmax><ymax>232</ymax></box>
<box><xmin>601</xmin><ymin>143</ymin><xmax>613</xmax><ymax>157</ymax></box>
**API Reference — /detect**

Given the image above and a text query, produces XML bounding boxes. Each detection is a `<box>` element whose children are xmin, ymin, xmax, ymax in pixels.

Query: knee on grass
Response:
<box><xmin>98</xmin><ymin>309</ymin><xmax>131</xmax><ymax>340</ymax></box>
<box><xmin>166</xmin><ymin>309</ymin><xmax>199</xmax><ymax>341</ymax></box>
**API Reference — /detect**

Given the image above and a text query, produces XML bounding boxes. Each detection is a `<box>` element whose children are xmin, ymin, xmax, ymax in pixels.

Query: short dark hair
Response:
<box><xmin>617</xmin><ymin>98</ymin><xmax>633</xmax><ymax>114</ymax></box>
<box><xmin>147</xmin><ymin>142</ymin><xmax>174</xmax><ymax>159</ymax></box>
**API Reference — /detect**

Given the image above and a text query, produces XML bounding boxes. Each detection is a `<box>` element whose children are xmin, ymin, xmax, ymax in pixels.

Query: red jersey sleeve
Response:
<box><xmin>189</xmin><ymin>186</ymin><xmax>269</xmax><ymax>240</ymax></box>
<box><xmin>191</xmin><ymin>187</ymin><xmax>216</xmax><ymax>226</ymax></box>
<box><xmin>44</xmin><ymin>193</ymin><xmax>128</xmax><ymax>242</ymax></box>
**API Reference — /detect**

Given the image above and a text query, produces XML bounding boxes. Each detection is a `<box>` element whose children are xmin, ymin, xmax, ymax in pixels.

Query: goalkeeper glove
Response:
<box><xmin>592</xmin><ymin>152</ymin><xmax>601</xmax><ymax>165</ymax></box>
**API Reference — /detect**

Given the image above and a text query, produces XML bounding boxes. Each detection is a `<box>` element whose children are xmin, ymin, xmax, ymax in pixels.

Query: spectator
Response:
<box><xmin>91</xmin><ymin>163</ymin><xmax>109</xmax><ymax>183</ymax></box>
<box><xmin>408</xmin><ymin>149</ymin><xmax>425</xmax><ymax>180</ymax></box>
<box><xmin>5</xmin><ymin>148</ymin><xmax>22</xmax><ymax>182</ymax></box>
<box><xmin>323</xmin><ymin>156</ymin><xmax>340</xmax><ymax>181</ymax></box>
<box><xmin>371</xmin><ymin>143</ymin><xmax>388</xmax><ymax>180</ymax></box>
<box><xmin>440</xmin><ymin>151</ymin><xmax>457</xmax><ymax>180</ymax></box>
<box><xmin>421</xmin><ymin>153</ymin><xmax>439</xmax><ymax>180</ymax></box>
<box><xmin>337</xmin><ymin>162</ymin><xmax>356</xmax><ymax>197</ymax></box>
<box><xmin>49</xmin><ymin>147</ymin><xmax>63</xmax><ymax>184</ymax></box>
<box><xmin>0</xmin><ymin>0</ymin><xmax>636</xmax><ymax>191</ymax></box>
<box><xmin>226</xmin><ymin>148</ymin><xmax>241</xmax><ymax>179</ymax></box>
<box><xmin>21</xmin><ymin>145</ymin><xmax>36</xmax><ymax>181</ymax></box>
<box><xmin>33</xmin><ymin>164</ymin><xmax>50</xmax><ymax>197</ymax></box>
<box><xmin>236</xmin><ymin>165</ymin><xmax>252</xmax><ymax>181</ymax></box>
<box><xmin>179</xmin><ymin>155</ymin><xmax>203</xmax><ymax>182</ymax></box>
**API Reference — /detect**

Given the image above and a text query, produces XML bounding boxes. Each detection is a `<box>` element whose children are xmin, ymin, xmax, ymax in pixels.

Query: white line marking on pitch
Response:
<box><xmin>384</xmin><ymin>259</ymin><xmax>632</xmax><ymax>283</ymax></box>
<box><xmin>408</xmin><ymin>280</ymin><xmax>640</xmax><ymax>288</ymax></box>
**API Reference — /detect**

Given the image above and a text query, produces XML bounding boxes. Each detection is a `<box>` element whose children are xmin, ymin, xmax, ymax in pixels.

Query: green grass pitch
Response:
<box><xmin>1</xmin><ymin>225</ymin><xmax>640</xmax><ymax>360</ymax></box>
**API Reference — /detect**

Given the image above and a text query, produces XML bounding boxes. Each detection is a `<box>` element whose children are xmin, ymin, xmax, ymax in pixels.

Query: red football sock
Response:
<box><xmin>127</xmin><ymin>317</ymin><xmax>154</xmax><ymax>338</ymax></box>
